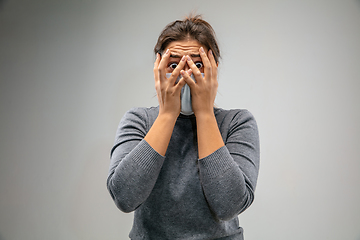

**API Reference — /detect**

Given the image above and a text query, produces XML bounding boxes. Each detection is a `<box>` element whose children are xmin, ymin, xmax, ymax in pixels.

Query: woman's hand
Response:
<box><xmin>153</xmin><ymin>49</ymin><xmax>187</xmax><ymax>118</ymax></box>
<box><xmin>181</xmin><ymin>47</ymin><xmax>223</xmax><ymax>159</ymax></box>
<box><xmin>181</xmin><ymin>47</ymin><xmax>218</xmax><ymax>117</ymax></box>
<box><xmin>145</xmin><ymin>49</ymin><xmax>187</xmax><ymax>156</ymax></box>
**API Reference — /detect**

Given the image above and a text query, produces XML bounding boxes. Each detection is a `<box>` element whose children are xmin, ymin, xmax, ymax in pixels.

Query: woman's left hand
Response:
<box><xmin>181</xmin><ymin>47</ymin><xmax>218</xmax><ymax>117</ymax></box>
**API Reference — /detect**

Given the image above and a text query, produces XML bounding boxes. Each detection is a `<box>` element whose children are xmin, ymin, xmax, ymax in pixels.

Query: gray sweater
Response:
<box><xmin>107</xmin><ymin>107</ymin><xmax>260</xmax><ymax>240</ymax></box>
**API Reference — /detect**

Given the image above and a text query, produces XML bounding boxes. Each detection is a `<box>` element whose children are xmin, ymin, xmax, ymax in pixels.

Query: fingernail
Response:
<box><xmin>200</xmin><ymin>47</ymin><xmax>204</xmax><ymax>53</ymax></box>
<box><xmin>165</xmin><ymin>49</ymin><xmax>169</xmax><ymax>55</ymax></box>
<box><xmin>209</xmin><ymin>49</ymin><xmax>213</xmax><ymax>55</ymax></box>
<box><xmin>180</xmin><ymin>70</ymin><xmax>185</xmax><ymax>75</ymax></box>
<box><xmin>187</xmin><ymin>56</ymin><xmax>191</xmax><ymax>61</ymax></box>
<box><xmin>181</xmin><ymin>55</ymin><xmax>186</xmax><ymax>61</ymax></box>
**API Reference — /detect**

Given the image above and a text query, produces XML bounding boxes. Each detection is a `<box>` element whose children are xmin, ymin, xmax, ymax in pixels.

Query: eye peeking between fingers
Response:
<box><xmin>195</xmin><ymin>62</ymin><xmax>203</xmax><ymax>70</ymax></box>
<box><xmin>168</xmin><ymin>62</ymin><xmax>178</xmax><ymax>71</ymax></box>
<box><xmin>167</xmin><ymin>61</ymin><xmax>204</xmax><ymax>72</ymax></box>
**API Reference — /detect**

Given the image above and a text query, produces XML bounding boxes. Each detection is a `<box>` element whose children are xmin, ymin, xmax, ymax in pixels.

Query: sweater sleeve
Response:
<box><xmin>198</xmin><ymin>110</ymin><xmax>260</xmax><ymax>221</ymax></box>
<box><xmin>107</xmin><ymin>108</ymin><xmax>165</xmax><ymax>213</ymax></box>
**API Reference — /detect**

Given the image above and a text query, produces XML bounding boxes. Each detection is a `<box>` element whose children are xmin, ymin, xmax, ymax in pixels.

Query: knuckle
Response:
<box><xmin>213</xmin><ymin>81</ymin><xmax>218</xmax><ymax>88</ymax></box>
<box><xmin>165</xmin><ymin>88</ymin><xmax>173</xmax><ymax>95</ymax></box>
<box><xmin>194</xmin><ymin>71</ymin><xmax>202</xmax><ymax>77</ymax></box>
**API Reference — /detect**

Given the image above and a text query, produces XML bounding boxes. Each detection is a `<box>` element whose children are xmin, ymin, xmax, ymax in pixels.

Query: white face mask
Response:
<box><xmin>165</xmin><ymin>73</ymin><xmax>204</xmax><ymax>115</ymax></box>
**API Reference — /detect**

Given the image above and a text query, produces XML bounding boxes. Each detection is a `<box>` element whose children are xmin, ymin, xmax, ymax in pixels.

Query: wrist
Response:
<box><xmin>195</xmin><ymin>109</ymin><xmax>224</xmax><ymax>159</ymax></box>
<box><xmin>157</xmin><ymin>111</ymin><xmax>179</xmax><ymax>123</ymax></box>
<box><xmin>144</xmin><ymin>111</ymin><xmax>178</xmax><ymax>156</ymax></box>
<box><xmin>194</xmin><ymin>108</ymin><xmax>215</xmax><ymax>120</ymax></box>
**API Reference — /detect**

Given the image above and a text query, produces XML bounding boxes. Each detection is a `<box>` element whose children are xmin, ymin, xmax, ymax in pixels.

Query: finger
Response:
<box><xmin>208</xmin><ymin>49</ymin><xmax>218</xmax><ymax>78</ymax></box>
<box><xmin>180</xmin><ymin>69</ymin><xmax>197</xmax><ymax>88</ymax></box>
<box><xmin>175</xmin><ymin>76</ymin><xmax>187</xmax><ymax>91</ymax></box>
<box><xmin>187</xmin><ymin>68</ymin><xmax>193</xmax><ymax>76</ymax></box>
<box><xmin>153</xmin><ymin>53</ymin><xmax>161</xmax><ymax>82</ymax></box>
<box><xmin>199</xmin><ymin>47</ymin><xmax>212</xmax><ymax>80</ymax></box>
<box><xmin>168</xmin><ymin>55</ymin><xmax>187</xmax><ymax>85</ymax></box>
<box><xmin>158</xmin><ymin>49</ymin><xmax>170</xmax><ymax>81</ymax></box>
<box><xmin>186</xmin><ymin>55</ymin><xmax>203</xmax><ymax>83</ymax></box>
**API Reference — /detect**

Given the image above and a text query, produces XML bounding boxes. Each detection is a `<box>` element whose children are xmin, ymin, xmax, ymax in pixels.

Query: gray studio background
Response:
<box><xmin>1</xmin><ymin>0</ymin><xmax>360</xmax><ymax>239</ymax></box>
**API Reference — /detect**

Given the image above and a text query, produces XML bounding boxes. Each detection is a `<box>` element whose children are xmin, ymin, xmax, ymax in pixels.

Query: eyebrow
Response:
<box><xmin>170</xmin><ymin>54</ymin><xmax>201</xmax><ymax>58</ymax></box>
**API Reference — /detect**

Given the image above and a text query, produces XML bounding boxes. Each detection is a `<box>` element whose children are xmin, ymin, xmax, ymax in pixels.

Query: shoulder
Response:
<box><xmin>214</xmin><ymin>108</ymin><xmax>256</xmax><ymax>125</ymax></box>
<box><xmin>214</xmin><ymin>108</ymin><xmax>259</xmax><ymax>138</ymax></box>
<box><xmin>215</xmin><ymin>108</ymin><xmax>259</xmax><ymax>151</ymax></box>
<box><xmin>119</xmin><ymin>106</ymin><xmax>159</xmax><ymax>130</ymax></box>
<box><xmin>122</xmin><ymin>106</ymin><xmax>159</xmax><ymax>121</ymax></box>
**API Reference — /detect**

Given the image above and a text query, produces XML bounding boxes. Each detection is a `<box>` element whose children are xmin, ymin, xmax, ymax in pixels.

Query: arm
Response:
<box><xmin>107</xmin><ymin>50</ymin><xmax>188</xmax><ymax>212</ymax></box>
<box><xmin>182</xmin><ymin>47</ymin><xmax>223</xmax><ymax>159</ymax></box>
<box><xmin>183</xmin><ymin>49</ymin><xmax>260</xmax><ymax>220</ymax></box>
<box><xmin>145</xmin><ymin>50</ymin><xmax>187</xmax><ymax>155</ymax></box>
<box><xmin>198</xmin><ymin>110</ymin><xmax>260</xmax><ymax>220</ymax></box>
<box><xmin>107</xmin><ymin>109</ymin><xmax>166</xmax><ymax>212</ymax></box>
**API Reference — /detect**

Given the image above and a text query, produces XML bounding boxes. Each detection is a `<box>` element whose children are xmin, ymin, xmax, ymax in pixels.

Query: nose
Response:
<box><xmin>184</xmin><ymin>63</ymin><xmax>190</xmax><ymax>72</ymax></box>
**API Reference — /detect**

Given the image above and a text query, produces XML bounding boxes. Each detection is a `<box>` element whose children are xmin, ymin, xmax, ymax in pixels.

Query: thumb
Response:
<box><xmin>175</xmin><ymin>77</ymin><xmax>187</xmax><ymax>91</ymax></box>
<box><xmin>181</xmin><ymin>69</ymin><xmax>196</xmax><ymax>88</ymax></box>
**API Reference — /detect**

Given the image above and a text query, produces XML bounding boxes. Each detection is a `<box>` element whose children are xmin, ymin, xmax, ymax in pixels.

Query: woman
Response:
<box><xmin>107</xmin><ymin>15</ymin><xmax>260</xmax><ymax>240</ymax></box>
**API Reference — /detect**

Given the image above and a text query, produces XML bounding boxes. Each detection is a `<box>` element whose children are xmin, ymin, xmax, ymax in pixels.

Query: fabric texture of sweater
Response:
<box><xmin>107</xmin><ymin>106</ymin><xmax>260</xmax><ymax>240</ymax></box>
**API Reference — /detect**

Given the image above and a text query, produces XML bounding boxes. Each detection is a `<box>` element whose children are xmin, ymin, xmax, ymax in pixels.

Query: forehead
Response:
<box><xmin>166</xmin><ymin>40</ymin><xmax>204</xmax><ymax>56</ymax></box>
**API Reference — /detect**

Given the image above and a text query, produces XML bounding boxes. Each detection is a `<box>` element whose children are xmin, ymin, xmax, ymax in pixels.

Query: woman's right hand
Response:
<box><xmin>153</xmin><ymin>49</ymin><xmax>187</xmax><ymax>118</ymax></box>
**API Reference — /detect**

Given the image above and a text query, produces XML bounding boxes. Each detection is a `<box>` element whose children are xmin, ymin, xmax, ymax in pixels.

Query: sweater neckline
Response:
<box><xmin>177</xmin><ymin>107</ymin><xmax>221</xmax><ymax>119</ymax></box>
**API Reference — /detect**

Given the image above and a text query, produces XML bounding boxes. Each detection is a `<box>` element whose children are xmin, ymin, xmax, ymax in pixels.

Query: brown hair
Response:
<box><xmin>154</xmin><ymin>14</ymin><xmax>220</xmax><ymax>64</ymax></box>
